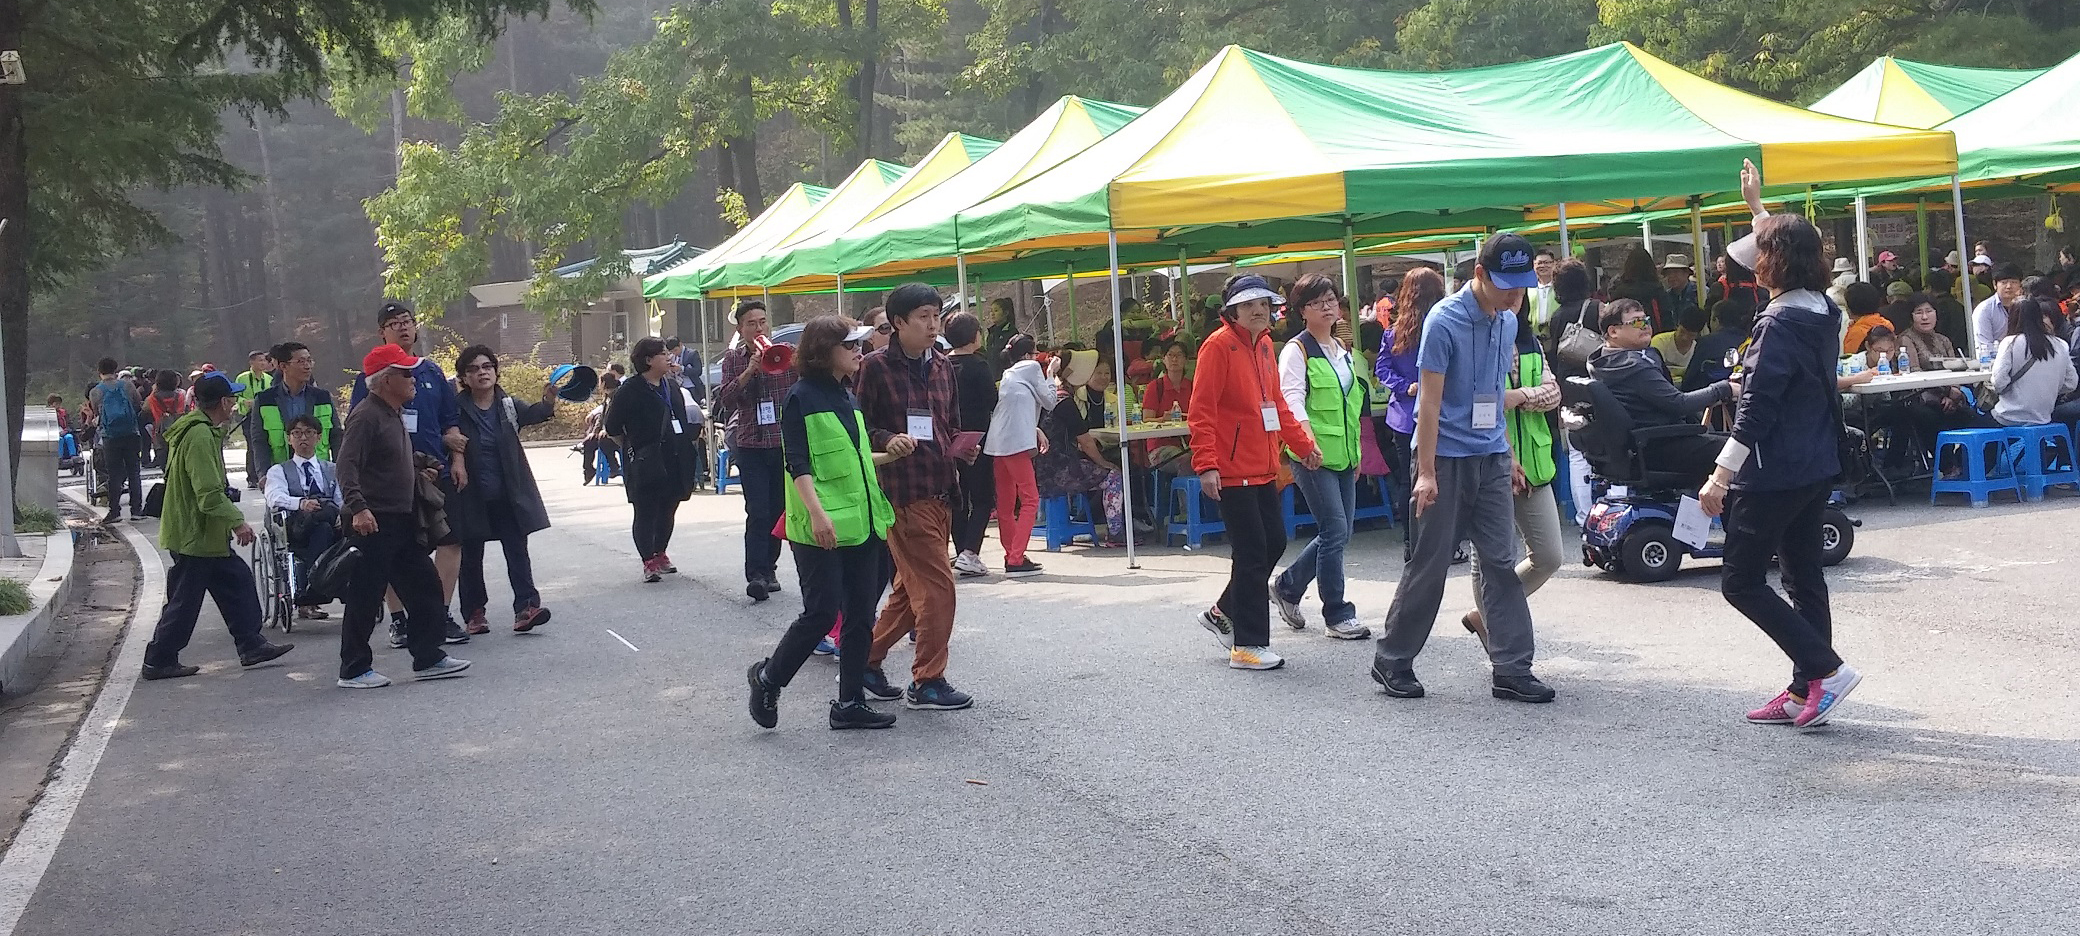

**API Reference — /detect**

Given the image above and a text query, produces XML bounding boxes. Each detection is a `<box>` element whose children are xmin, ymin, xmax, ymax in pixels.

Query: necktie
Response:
<box><xmin>302</xmin><ymin>461</ymin><xmax>320</xmax><ymax>497</ymax></box>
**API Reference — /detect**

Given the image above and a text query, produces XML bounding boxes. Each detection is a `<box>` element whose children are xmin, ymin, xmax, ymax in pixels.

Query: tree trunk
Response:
<box><xmin>0</xmin><ymin>0</ymin><xmax>28</xmax><ymax>477</ymax></box>
<box><xmin>240</xmin><ymin>199</ymin><xmax>276</xmax><ymax>356</ymax></box>
<box><xmin>254</xmin><ymin>125</ymin><xmax>291</xmax><ymax>341</ymax></box>
<box><xmin>390</xmin><ymin>88</ymin><xmax>407</xmax><ymax>179</ymax></box>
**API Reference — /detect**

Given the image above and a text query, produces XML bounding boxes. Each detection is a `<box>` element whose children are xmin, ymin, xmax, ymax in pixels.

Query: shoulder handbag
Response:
<box><xmin>1979</xmin><ymin>347</ymin><xmax>2035</xmax><ymax>413</ymax></box>
<box><xmin>297</xmin><ymin>536</ymin><xmax>361</xmax><ymax>606</ymax></box>
<box><xmin>1557</xmin><ymin>299</ymin><xmax>1603</xmax><ymax>367</ymax></box>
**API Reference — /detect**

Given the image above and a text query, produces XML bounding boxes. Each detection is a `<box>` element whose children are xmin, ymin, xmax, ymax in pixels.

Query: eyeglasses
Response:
<box><xmin>840</xmin><ymin>339</ymin><xmax>862</xmax><ymax>350</ymax></box>
<box><xmin>874</xmin><ymin>323</ymin><xmax>893</xmax><ymax>334</ymax></box>
<box><xmin>1304</xmin><ymin>297</ymin><xmax>1340</xmax><ymax>311</ymax></box>
<box><xmin>1623</xmin><ymin>319</ymin><xmax>1652</xmax><ymax>332</ymax></box>
<box><xmin>463</xmin><ymin>362</ymin><xmax>498</xmax><ymax>373</ymax></box>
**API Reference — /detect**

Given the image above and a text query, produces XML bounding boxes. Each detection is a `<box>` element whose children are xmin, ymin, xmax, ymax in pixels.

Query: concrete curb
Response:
<box><xmin>0</xmin><ymin>528</ymin><xmax>77</xmax><ymax>699</ymax></box>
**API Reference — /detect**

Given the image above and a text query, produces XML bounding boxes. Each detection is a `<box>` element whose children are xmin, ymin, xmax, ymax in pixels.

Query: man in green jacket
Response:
<box><xmin>141</xmin><ymin>372</ymin><xmax>294</xmax><ymax>680</ymax></box>
<box><xmin>235</xmin><ymin>350</ymin><xmax>277</xmax><ymax>490</ymax></box>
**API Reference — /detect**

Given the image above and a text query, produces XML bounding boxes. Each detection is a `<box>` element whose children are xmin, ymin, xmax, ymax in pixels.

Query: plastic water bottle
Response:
<box><xmin>1897</xmin><ymin>347</ymin><xmax>1911</xmax><ymax>374</ymax></box>
<box><xmin>1980</xmin><ymin>348</ymin><xmax>1994</xmax><ymax>367</ymax></box>
<box><xmin>1876</xmin><ymin>353</ymin><xmax>1892</xmax><ymax>376</ymax></box>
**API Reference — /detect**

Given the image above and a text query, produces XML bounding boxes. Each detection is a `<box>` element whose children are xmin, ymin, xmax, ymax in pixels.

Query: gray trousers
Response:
<box><xmin>1374</xmin><ymin>451</ymin><xmax>1537</xmax><ymax>677</ymax></box>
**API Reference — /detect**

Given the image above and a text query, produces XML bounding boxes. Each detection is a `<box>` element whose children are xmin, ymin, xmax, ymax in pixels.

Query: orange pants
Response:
<box><xmin>868</xmin><ymin>498</ymin><xmax>956</xmax><ymax>682</ymax></box>
<box><xmin>992</xmin><ymin>450</ymin><xmax>1038</xmax><ymax>565</ymax></box>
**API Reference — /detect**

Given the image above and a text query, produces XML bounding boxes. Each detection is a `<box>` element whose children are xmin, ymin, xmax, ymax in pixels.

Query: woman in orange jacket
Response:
<box><xmin>1187</xmin><ymin>274</ymin><xmax>1321</xmax><ymax>671</ymax></box>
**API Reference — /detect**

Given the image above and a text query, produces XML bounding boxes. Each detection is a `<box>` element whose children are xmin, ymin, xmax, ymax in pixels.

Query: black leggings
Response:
<box><xmin>1378</xmin><ymin>420</ymin><xmax>1414</xmax><ymax>553</ymax></box>
<box><xmin>631</xmin><ymin>491</ymin><xmax>680</xmax><ymax>559</ymax></box>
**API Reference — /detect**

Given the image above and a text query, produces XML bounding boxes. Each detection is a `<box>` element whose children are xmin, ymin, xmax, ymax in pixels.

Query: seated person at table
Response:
<box><xmin>1897</xmin><ymin>293</ymin><xmax>1960</xmax><ymax>371</ymax></box>
<box><xmin>262</xmin><ymin>414</ymin><xmax>343</xmax><ymax>620</ymax></box>
<box><xmin>1589</xmin><ymin>298</ymin><xmax>1739</xmax><ymax>483</ymax></box>
<box><xmin>1650</xmin><ymin>305</ymin><xmax>1709</xmax><ymax>386</ymax></box>
<box><xmin>1034</xmin><ymin>350</ymin><xmax>1127</xmax><ymax>546</ymax></box>
<box><xmin>1841</xmin><ymin>282</ymin><xmax>1889</xmax><ymax>355</ymax></box>
<box><xmin>1857</xmin><ymin>325</ymin><xmax>1976</xmax><ymax>472</ymax></box>
<box><xmin>1139</xmin><ymin>339</ymin><xmax>1194</xmax><ymax>475</ymax></box>
<box><xmin>1989</xmin><ymin>297</ymin><xmax>2080</xmax><ymax>428</ymax></box>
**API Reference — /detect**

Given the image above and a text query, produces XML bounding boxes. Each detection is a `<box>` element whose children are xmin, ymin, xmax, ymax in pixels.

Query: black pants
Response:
<box><xmin>631</xmin><ymin>490</ymin><xmax>680</xmax><ymax>559</ymax></box>
<box><xmin>103</xmin><ymin>435</ymin><xmax>144</xmax><ymax>514</ymax></box>
<box><xmin>951</xmin><ymin>452</ymin><xmax>994</xmax><ymax>555</ymax></box>
<box><xmin>144</xmin><ymin>553</ymin><xmax>268</xmax><ymax>668</ymax></box>
<box><xmin>288</xmin><ymin>513</ymin><xmax>339</xmax><ymax>605</ymax></box>
<box><xmin>735</xmin><ymin>445</ymin><xmax>786</xmax><ymax>583</ymax></box>
<box><xmin>1721</xmin><ymin>482</ymin><xmax>1841</xmax><ymax>694</ymax></box>
<box><xmin>460</xmin><ymin>499</ymin><xmax>539</xmax><ymax>618</ymax></box>
<box><xmin>340</xmin><ymin>514</ymin><xmax>450</xmax><ymax>679</ymax></box>
<box><xmin>583</xmin><ymin>437</ymin><xmax>620</xmax><ymax>480</ymax></box>
<box><xmin>1216</xmin><ymin>483</ymin><xmax>1286</xmax><ymax>649</ymax></box>
<box><xmin>1643</xmin><ymin>433</ymin><xmax>1726</xmax><ymax>489</ymax></box>
<box><xmin>764</xmin><ymin>537</ymin><xmax>887</xmax><ymax>703</ymax></box>
<box><xmin>1380</xmin><ymin>424</ymin><xmax>1414</xmax><ymax>555</ymax></box>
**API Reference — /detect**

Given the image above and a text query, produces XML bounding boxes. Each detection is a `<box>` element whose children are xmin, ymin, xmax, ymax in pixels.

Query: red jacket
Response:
<box><xmin>1188</xmin><ymin>321</ymin><xmax>1316</xmax><ymax>485</ymax></box>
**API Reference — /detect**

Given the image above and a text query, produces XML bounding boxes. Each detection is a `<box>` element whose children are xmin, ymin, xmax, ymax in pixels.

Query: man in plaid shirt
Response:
<box><xmin>854</xmin><ymin>283</ymin><xmax>974</xmax><ymax>711</ymax></box>
<box><xmin>714</xmin><ymin>300</ymin><xmax>798</xmax><ymax>601</ymax></box>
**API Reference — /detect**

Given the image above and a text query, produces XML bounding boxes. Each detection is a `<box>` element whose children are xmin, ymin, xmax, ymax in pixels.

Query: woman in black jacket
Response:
<box><xmin>1700</xmin><ymin>159</ymin><xmax>1861</xmax><ymax>732</ymax></box>
<box><xmin>606</xmin><ymin>336</ymin><xmax>699</xmax><ymax>582</ymax></box>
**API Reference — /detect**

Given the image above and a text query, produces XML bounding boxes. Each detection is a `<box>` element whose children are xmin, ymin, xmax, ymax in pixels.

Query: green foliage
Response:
<box><xmin>0</xmin><ymin>578</ymin><xmax>29</xmax><ymax>617</ymax></box>
<box><xmin>13</xmin><ymin>506</ymin><xmax>60</xmax><ymax>535</ymax></box>
<box><xmin>1398</xmin><ymin>0</ymin><xmax>1598</xmax><ymax>70</ymax></box>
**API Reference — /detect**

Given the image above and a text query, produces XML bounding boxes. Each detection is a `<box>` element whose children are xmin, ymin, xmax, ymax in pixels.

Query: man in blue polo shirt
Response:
<box><xmin>351</xmin><ymin>301</ymin><xmax>472</xmax><ymax>646</ymax></box>
<box><xmin>1370</xmin><ymin>233</ymin><xmax>1555</xmax><ymax>704</ymax></box>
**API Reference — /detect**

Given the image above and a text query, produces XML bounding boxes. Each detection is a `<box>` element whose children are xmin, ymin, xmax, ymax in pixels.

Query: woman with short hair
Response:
<box><xmin>1271</xmin><ymin>273</ymin><xmax>1371</xmax><ymax>641</ymax></box>
<box><xmin>605</xmin><ymin>336</ymin><xmax>699</xmax><ymax>582</ymax></box>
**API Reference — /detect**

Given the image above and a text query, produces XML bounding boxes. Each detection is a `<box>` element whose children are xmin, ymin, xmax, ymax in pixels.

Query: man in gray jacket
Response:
<box><xmin>1589</xmin><ymin>298</ymin><xmax>1739</xmax><ymax>482</ymax></box>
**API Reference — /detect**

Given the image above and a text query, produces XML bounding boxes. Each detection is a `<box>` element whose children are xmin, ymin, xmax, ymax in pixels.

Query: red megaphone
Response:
<box><xmin>751</xmin><ymin>332</ymin><xmax>793</xmax><ymax>375</ymax></box>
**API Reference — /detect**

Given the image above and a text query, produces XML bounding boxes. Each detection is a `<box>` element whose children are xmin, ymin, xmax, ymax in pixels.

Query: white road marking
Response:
<box><xmin>605</xmin><ymin>628</ymin><xmax>640</xmax><ymax>652</ymax></box>
<box><xmin>0</xmin><ymin>498</ymin><xmax>165</xmax><ymax>933</ymax></box>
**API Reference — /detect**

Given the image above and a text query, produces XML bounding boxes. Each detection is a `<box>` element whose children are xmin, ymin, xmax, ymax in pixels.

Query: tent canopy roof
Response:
<box><xmin>1808</xmin><ymin>57</ymin><xmax>2047</xmax><ymax>129</ymax></box>
<box><xmin>642</xmin><ymin>181</ymin><xmax>829</xmax><ymax>299</ymax></box>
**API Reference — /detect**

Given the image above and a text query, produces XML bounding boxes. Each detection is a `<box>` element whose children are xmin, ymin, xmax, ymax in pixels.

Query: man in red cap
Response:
<box><xmin>334</xmin><ymin>342</ymin><xmax>472</xmax><ymax>688</ymax></box>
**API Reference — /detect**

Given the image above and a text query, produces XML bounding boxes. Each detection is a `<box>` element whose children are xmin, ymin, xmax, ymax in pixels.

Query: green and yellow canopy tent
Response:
<box><xmin>645</xmin><ymin>157</ymin><xmax>911</xmax><ymax>301</ymax></box>
<box><xmin>685</xmin><ymin>133</ymin><xmax>1002</xmax><ymax>300</ymax></box>
<box><xmin>642</xmin><ymin>180</ymin><xmax>831</xmax><ymax>302</ymax></box>
<box><xmin>1808</xmin><ymin>57</ymin><xmax>2048</xmax><ymax>129</ymax></box>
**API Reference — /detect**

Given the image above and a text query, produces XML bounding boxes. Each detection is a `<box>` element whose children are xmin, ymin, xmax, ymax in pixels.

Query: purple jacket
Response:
<box><xmin>1376</xmin><ymin>326</ymin><xmax>1421</xmax><ymax>435</ymax></box>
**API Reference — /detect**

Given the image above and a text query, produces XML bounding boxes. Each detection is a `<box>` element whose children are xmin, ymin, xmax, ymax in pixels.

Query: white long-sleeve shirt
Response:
<box><xmin>264</xmin><ymin>455</ymin><xmax>343</xmax><ymax>515</ymax></box>
<box><xmin>1277</xmin><ymin>333</ymin><xmax>1354</xmax><ymax>425</ymax></box>
<box><xmin>1991</xmin><ymin>334</ymin><xmax>2078</xmax><ymax>427</ymax></box>
<box><xmin>1973</xmin><ymin>295</ymin><xmax>2010</xmax><ymax>359</ymax></box>
<box><xmin>983</xmin><ymin>359</ymin><xmax>1058</xmax><ymax>457</ymax></box>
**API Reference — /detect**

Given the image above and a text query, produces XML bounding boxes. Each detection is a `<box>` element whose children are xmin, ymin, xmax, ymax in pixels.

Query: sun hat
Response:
<box><xmin>1222</xmin><ymin>274</ymin><xmax>1281</xmax><ymax>308</ymax></box>
<box><xmin>1060</xmin><ymin>349</ymin><xmax>1099</xmax><ymax>386</ymax></box>
<box><xmin>1831</xmin><ymin>258</ymin><xmax>1856</xmax><ymax>274</ymax></box>
<box><xmin>1660</xmin><ymin>253</ymin><xmax>1693</xmax><ymax>271</ymax></box>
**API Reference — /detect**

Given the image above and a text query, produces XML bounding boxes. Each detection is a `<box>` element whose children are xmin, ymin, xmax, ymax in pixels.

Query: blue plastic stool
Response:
<box><xmin>1930</xmin><ymin>428</ymin><xmax>2019</xmax><ymax>507</ymax></box>
<box><xmin>1166</xmin><ymin>475</ymin><xmax>1225</xmax><ymax>547</ymax></box>
<box><xmin>1282</xmin><ymin>484</ymin><xmax>1311</xmax><ymax>540</ymax></box>
<box><xmin>1353</xmin><ymin>474</ymin><xmax>1396</xmax><ymax>526</ymax></box>
<box><xmin>2004</xmin><ymin>423</ymin><xmax>2080</xmax><ymax>500</ymax></box>
<box><xmin>714</xmin><ymin>448</ymin><xmax>736</xmax><ymax>495</ymax></box>
<box><xmin>594</xmin><ymin>453</ymin><xmax>614</xmax><ymax>485</ymax></box>
<box><xmin>1035</xmin><ymin>493</ymin><xmax>1097</xmax><ymax>551</ymax></box>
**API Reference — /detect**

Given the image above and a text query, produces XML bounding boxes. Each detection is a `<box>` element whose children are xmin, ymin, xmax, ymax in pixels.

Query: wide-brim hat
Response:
<box><xmin>1831</xmin><ymin>258</ymin><xmax>1856</xmax><ymax>274</ymax></box>
<box><xmin>1061</xmin><ymin>349</ymin><xmax>1099</xmax><ymax>386</ymax></box>
<box><xmin>1660</xmin><ymin>253</ymin><xmax>1693</xmax><ymax>271</ymax></box>
<box><xmin>549</xmin><ymin>364</ymin><xmax>599</xmax><ymax>402</ymax></box>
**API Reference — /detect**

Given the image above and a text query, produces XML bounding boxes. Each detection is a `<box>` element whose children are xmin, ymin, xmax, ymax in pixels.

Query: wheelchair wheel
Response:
<box><xmin>1819</xmin><ymin>508</ymin><xmax>1855</xmax><ymax>567</ymax></box>
<box><xmin>1618</xmin><ymin>522</ymin><xmax>1683</xmax><ymax>583</ymax></box>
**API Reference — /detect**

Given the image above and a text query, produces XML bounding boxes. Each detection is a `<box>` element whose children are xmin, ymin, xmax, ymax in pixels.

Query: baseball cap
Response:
<box><xmin>1222</xmin><ymin>274</ymin><xmax>1281</xmax><ymax>308</ymax></box>
<box><xmin>193</xmin><ymin>372</ymin><xmax>245</xmax><ymax>406</ymax></box>
<box><xmin>1478</xmin><ymin>233</ymin><xmax>1540</xmax><ymax>290</ymax></box>
<box><xmin>1877</xmin><ymin>250</ymin><xmax>1898</xmax><ymax>263</ymax></box>
<box><xmin>1886</xmin><ymin>280</ymin><xmax>1913</xmax><ymax>299</ymax></box>
<box><xmin>362</xmin><ymin>344</ymin><xmax>424</xmax><ymax>375</ymax></box>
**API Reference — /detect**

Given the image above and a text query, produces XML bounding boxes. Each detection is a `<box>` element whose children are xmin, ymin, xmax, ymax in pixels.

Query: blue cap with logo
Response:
<box><xmin>1479</xmin><ymin>233</ymin><xmax>1540</xmax><ymax>290</ymax></box>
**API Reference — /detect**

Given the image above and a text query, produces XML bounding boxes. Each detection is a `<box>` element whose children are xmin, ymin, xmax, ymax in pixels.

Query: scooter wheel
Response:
<box><xmin>1619</xmin><ymin>522</ymin><xmax>1683</xmax><ymax>582</ymax></box>
<box><xmin>1819</xmin><ymin>508</ymin><xmax>1855</xmax><ymax>567</ymax></box>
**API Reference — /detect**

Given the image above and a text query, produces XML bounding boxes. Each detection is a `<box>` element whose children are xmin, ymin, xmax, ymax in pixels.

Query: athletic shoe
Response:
<box><xmin>1795</xmin><ymin>665</ymin><xmax>1862</xmax><ymax>729</ymax></box>
<box><xmin>761</xmin><ymin>576</ymin><xmax>783</xmax><ymax>594</ymax></box>
<box><xmin>905</xmin><ymin>678</ymin><xmax>975</xmax><ymax>711</ymax></box>
<box><xmin>387</xmin><ymin>613</ymin><xmax>408</xmax><ymax>649</ymax></box>
<box><xmin>812</xmin><ymin>637</ymin><xmax>837</xmax><ymax>656</ymax></box>
<box><xmin>746</xmin><ymin>578</ymin><xmax>768</xmax><ymax>601</ymax></box>
<box><xmin>413</xmin><ymin>657</ymin><xmax>472</xmax><ymax>680</ymax></box>
<box><xmin>1272</xmin><ymin>586</ymin><xmax>1308</xmax><ymax>630</ymax></box>
<box><xmin>101</xmin><ymin>510</ymin><xmax>121</xmax><ymax>525</ymax></box>
<box><xmin>239</xmin><ymin>642</ymin><xmax>294</xmax><ymax>667</ymax></box>
<box><xmin>861</xmin><ymin>667</ymin><xmax>903</xmax><ymax>702</ymax></box>
<box><xmin>463</xmin><ymin>611</ymin><xmax>491</xmax><ymax>636</ymax></box>
<box><xmin>1003</xmin><ymin>558</ymin><xmax>1043</xmax><ymax>577</ymax></box>
<box><xmin>1229</xmin><ymin>646</ymin><xmax>1286</xmax><ymax>670</ymax></box>
<box><xmin>141</xmin><ymin>663</ymin><xmax>200</xmax><ymax>681</ymax></box>
<box><xmin>442</xmin><ymin>614</ymin><xmax>471</xmax><ymax>645</ymax></box>
<box><xmin>1198</xmin><ymin>606</ymin><xmax>1235</xmax><ymax>650</ymax></box>
<box><xmin>643</xmin><ymin>556</ymin><xmax>663</xmax><ymax>584</ymax></box>
<box><xmin>747</xmin><ymin>660</ymin><xmax>779</xmax><ymax>729</ymax></box>
<box><xmin>658</xmin><ymin>553</ymin><xmax>678</xmax><ymax>574</ymax></box>
<box><xmin>295</xmin><ymin>606</ymin><xmax>330</xmax><ymax>620</ymax></box>
<box><xmin>1491</xmin><ymin>672</ymin><xmax>1557</xmax><ymax>703</ymax></box>
<box><xmin>1745</xmin><ymin>690</ymin><xmax>1801</xmax><ymax>725</ymax></box>
<box><xmin>1323</xmin><ymin>619</ymin><xmax>1372</xmax><ymax>640</ymax></box>
<box><xmin>953</xmin><ymin>552</ymin><xmax>988</xmax><ymax>578</ymax></box>
<box><xmin>1371</xmin><ymin>662</ymin><xmax>1424</xmax><ymax>698</ymax></box>
<box><xmin>337</xmin><ymin>670</ymin><xmax>391</xmax><ymax>689</ymax></box>
<box><xmin>513</xmin><ymin>605</ymin><xmax>551</xmax><ymax>633</ymax></box>
<box><xmin>830</xmin><ymin>701</ymin><xmax>897</xmax><ymax>729</ymax></box>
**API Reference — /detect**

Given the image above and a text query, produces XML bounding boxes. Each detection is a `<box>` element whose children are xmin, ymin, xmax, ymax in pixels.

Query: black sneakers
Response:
<box><xmin>1492</xmin><ymin>673</ymin><xmax>1557</xmax><ymax>703</ymax></box>
<box><xmin>829</xmin><ymin>700</ymin><xmax>897</xmax><ymax>730</ymax></box>
<box><xmin>442</xmin><ymin>613</ymin><xmax>471</xmax><ymax>645</ymax></box>
<box><xmin>861</xmin><ymin>667</ymin><xmax>903</xmax><ymax>702</ymax></box>
<box><xmin>1370</xmin><ymin>663</ymin><xmax>1425</xmax><ymax>698</ymax></box>
<box><xmin>239</xmin><ymin>642</ymin><xmax>294</xmax><ymax>667</ymax></box>
<box><xmin>761</xmin><ymin>575</ymin><xmax>783</xmax><ymax>594</ymax></box>
<box><xmin>387</xmin><ymin>612</ymin><xmax>408</xmax><ymax>649</ymax></box>
<box><xmin>746</xmin><ymin>579</ymin><xmax>769</xmax><ymax>602</ymax></box>
<box><xmin>747</xmin><ymin>661</ymin><xmax>780</xmax><ymax>729</ymax></box>
<box><xmin>904</xmin><ymin>678</ymin><xmax>974</xmax><ymax>711</ymax></box>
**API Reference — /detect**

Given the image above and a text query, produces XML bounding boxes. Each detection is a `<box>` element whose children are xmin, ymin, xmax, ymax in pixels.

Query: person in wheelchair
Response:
<box><xmin>1588</xmin><ymin>298</ymin><xmax>1740</xmax><ymax>486</ymax></box>
<box><xmin>263</xmin><ymin>415</ymin><xmax>343</xmax><ymax>621</ymax></box>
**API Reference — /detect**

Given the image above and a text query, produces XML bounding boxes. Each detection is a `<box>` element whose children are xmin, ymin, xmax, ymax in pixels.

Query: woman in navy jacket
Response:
<box><xmin>1699</xmin><ymin>160</ymin><xmax>1862</xmax><ymax>732</ymax></box>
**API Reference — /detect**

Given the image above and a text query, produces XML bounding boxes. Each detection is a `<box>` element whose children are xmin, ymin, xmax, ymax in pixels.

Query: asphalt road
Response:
<box><xmin>8</xmin><ymin>453</ymin><xmax>2078</xmax><ymax>935</ymax></box>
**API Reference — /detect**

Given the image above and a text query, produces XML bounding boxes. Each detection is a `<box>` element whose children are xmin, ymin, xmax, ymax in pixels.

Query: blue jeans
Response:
<box><xmin>1277</xmin><ymin>463</ymin><xmax>1358</xmax><ymax>625</ymax></box>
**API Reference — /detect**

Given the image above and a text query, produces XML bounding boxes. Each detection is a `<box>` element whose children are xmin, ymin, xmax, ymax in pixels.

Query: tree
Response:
<box><xmin>1396</xmin><ymin>0</ymin><xmax>1597</xmax><ymax>71</ymax></box>
<box><xmin>0</xmin><ymin>0</ymin><xmax>589</xmax><ymax>474</ymax></box>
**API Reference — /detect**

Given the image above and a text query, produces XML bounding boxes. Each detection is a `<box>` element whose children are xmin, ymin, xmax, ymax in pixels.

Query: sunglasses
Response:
<box><xmin>1621</xmin><ymin>319</ymin><xmax>1652</xmax><ymax>332</ymax></box>
<box><xmin>463</xmin><ymin>361</ymin><xmax>498</xmax><ymax>373</ymax></box>
<box><xmin>840</xmin><ymin>339</ymin><xmax>863</xmax><ymax>350</ymax></box>
<box><xmin>874</xmin><ymin>323</ymin><xmax>893</xmax><ymax>334</ymax></box>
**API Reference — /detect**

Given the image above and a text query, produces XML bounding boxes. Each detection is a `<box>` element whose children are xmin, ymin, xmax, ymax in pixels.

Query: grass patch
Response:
<box><xmin>14</xmin><ymin>506</ymin><xmax>59</xmax><ymax>535</ymax></box>
<box><xmin>0</xmin><ymin>578</ymin><xmax>31</xmax><ymax>616</ymax></box>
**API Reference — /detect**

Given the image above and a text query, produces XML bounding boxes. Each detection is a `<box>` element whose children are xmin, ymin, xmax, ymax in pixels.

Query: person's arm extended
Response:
<box><xmin>1644</xmin><ymin>367</ymin><xmax>1732</xmax><ymax>419</ymax></box>
<box><xmin>516</xmin><ymin>394</ymin><xmax>557</xmax><ymax>428</ymax></box>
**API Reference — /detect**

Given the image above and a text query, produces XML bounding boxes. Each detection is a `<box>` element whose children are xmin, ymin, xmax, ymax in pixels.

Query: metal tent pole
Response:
<box><xmin>1916</xmin><ymin>196</ymin><xmax>1931</xmax><ymax>286</ymax></box>
<box><xmin>1341</xmin><ymin>219</ymin><xmax>1358</xmax><ymax>323</ymax></box>
<box><xmin>1689</xmin><ymin>197</ymin><xmax>1706</xmax><ymax>265</ymax></box>
<box><xmin>1640</xmin><ymin>217</ymin><xmax>1653</xmax><ymax>254</ymax></box>
<box><xmin>1854</xmin><ymin>195</ymin><xmax>1872</xmax><ymax>282</ymax></box>
<box><xmin>1953</xmin><ymin>176</ymin><xmax>1976</xmax><ymax>354</ymax></box>
<box><xmin>1064</xmin><ymin>264</ymin><xmax>1078</xmax><ymax>341</ymax></box>
<box><xmin>955</xmin><ymin>254</ymin><xmax>968</xmax><ymax>319</ymax></box>
<box><xmin>1107</xmin><ymin>231</ymin><xmax>1138</xmax><ymax>568</ymax></box>
<box><xmin>1556</xmin><ymin>202</ymin><xmax>1570</xmax><ymax>257</ymax></box>
<box><xmin>1176</xmin><ymin>246</ymin><xmax>1190</xmax><ymax>322</ymax></box>
<box><xmin>834</xmin><ymin>273</ymin><xmax>846</xmax><ymax>318</ymax></box>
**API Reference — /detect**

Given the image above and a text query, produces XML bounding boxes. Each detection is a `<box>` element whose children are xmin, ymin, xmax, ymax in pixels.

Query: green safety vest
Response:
<box><xmin>1293</xmin><ymin>333</ymin><xmax>1368</xmax><ymax>472</ymax></box>
<box><xmin>783</xmin><ymin>409</ymin><xmax>894</xmax><ymax>548</ymax></box>
<box><xmin>258</xmin><ymin>397</ymin><xmax>336</xmax><ymax>464</ymax></box>
<box><xmin>1506</xmin><ymin>351</ymin><xmax>1556</xmax><ymax>488</ymax></box>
